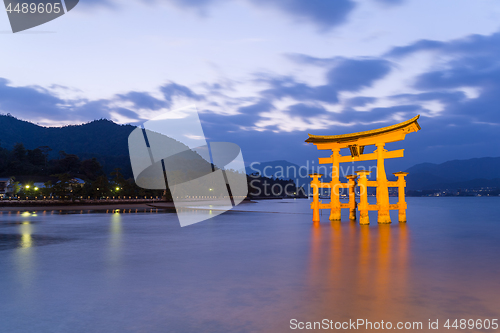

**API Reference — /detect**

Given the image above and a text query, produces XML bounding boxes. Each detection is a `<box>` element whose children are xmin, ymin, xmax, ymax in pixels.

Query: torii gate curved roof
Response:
<box><xmin>305</xmin><ymin>115</ymin><xmax>421</xmax><ymax>145</ymax></box>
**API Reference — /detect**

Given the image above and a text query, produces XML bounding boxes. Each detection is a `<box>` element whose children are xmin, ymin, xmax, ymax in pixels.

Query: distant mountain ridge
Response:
<box><xmin>250</xmin><ymin>157</ymin><xmax>500</xmax><ymax>191</ymax></box>
<box><xmin>406</xmin><ymin>157</ymin><xmax>500</xmax><ymax>181</ymax></box>
<box><xmin>405</xmin><ymin>157</ymin><xmax>500</xmax><ymax>190</ymax></box>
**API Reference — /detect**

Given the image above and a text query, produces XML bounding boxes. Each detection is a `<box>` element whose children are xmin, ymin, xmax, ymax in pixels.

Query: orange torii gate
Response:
<box><xmin>306</xmin><ymin>115</ymin><xmax>421</xmax><ymax>224</ymax></box>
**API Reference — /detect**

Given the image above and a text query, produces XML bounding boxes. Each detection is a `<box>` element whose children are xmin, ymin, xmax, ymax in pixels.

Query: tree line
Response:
<box><xmin>1</xmin><ymin>143</ymin><xmax>305</xmax><ymax>200</ymax></box>
<box><xmin>0</xmin><ymin>143</ymin><xmax>165</xmax><ymax>200</ymax></box>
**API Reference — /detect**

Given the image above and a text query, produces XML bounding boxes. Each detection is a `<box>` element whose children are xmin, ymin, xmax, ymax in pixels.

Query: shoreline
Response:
<box><xmin>0</xmin><ymin>199</ymin><xmax>261</xmax><ymax>212</ymax></box>
<box><xmin>0</xmin><ymin>200</ymin><xmax>173</xmax><ymax>212</ymax></box>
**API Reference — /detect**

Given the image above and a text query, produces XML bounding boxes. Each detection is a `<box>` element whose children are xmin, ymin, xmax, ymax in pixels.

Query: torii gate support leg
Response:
<box><xmin>346</xmin><ymin>175</ymin><xmax>357</xmax><ymax>221</ymax></box>
<box><xmin>393</xmin><ymin>172</ymin><xmax>408</xmax><ymax>223</ymax></box>
<box><xmin>329</xmin><ymin>148</ymin><xmax>341</xmax><ymax>221</ymax></box>
<box><xmin>309</xmin><ymin>174</ymin><xmax>322</xmax><ymax>223</ymax></box>
<box><xmin>376</xmin><ymin>143</ymin><xmax>391</xmax><ymax>224</ymax></box>
<box><xmin>356</xmin><ymin>170</ymin><xmax>371</xmax><ymax>225</ymax></box>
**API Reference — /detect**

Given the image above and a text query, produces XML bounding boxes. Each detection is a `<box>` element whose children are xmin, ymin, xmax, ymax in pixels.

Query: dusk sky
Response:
<box><xmin>2</xmin><ymin>0</ymin><xmax>500</xmax><ymax>169</ymax></box>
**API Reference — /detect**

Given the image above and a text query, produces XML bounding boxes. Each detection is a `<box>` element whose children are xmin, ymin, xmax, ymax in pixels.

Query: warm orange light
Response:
<box><xmin>307</xmin><ymin>116</ymin><xmax>420</xmax><ymax>224</ymax></box>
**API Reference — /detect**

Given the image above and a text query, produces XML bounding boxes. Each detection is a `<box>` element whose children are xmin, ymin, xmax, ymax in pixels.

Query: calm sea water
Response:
<box><xmin>0</xmin><ymin>198</ymin><xmax>499</xmax><ymax>332</ymax></box>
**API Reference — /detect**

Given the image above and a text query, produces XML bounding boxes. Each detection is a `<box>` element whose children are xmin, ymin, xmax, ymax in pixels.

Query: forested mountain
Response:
<box><xmin>1</xmin><ymin>114</ymin><xmax>133</xmax><ymax>156</ymax></box>
<box><xmin>0</xmin><ymin>114</ymin><xmax>135</xmax><ymax>176</ymax></box>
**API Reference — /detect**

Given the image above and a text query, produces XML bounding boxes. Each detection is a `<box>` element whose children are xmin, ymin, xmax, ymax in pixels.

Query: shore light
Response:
<box><xmin>116</xmin><ymin>187</ymin><xmax>120</xmax><ymax>191</ymax></box>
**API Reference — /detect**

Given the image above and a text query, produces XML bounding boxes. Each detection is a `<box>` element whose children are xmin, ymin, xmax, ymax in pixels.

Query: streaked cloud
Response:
<box><xmin>77</xmin><ymin>0</ymin><xmax>407</xmax><ymax>31</ymax></box>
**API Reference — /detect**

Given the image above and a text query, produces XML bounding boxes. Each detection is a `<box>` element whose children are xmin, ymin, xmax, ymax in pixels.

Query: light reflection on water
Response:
<box><xmin>299</xmin><ymin>221</ymin><xmax>412</xmax><ymax>331</ymax></box>
<box><xmin>20</xmin><ymin>222</ymin><xmax>33</xmax><ymax>249</ymax></box>
<box><xmin>110</xmin><ymin>212</ymin><xmax>122</xmax><ymax>249</ymax></box>
<box><xmin>14</xmin><ymin>221</ymin><xmax>35</xmax><ymax>292</ymax></box>
<box><xmin>107</xmin><ymin>212</ymin><xmax>123</xmax><ymax>275</ymax></box>
<box><xmin>0</xmin><ymin>198</ymin><xmax>499</xmax><ymax>332</ymax></box>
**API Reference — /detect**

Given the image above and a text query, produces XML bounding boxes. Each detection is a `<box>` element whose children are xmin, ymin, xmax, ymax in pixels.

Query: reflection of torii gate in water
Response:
<box><xmin>306</xmin><ymin>115</ymin><xmax>421</xmax><ymax>224</ymax></box>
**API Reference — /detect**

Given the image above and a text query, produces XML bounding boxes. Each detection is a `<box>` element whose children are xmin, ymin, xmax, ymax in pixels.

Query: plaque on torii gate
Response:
<box><xmin>305</xmin><ymin>115</ymin><xmax>421</xmax><ymax>224</ymax></box>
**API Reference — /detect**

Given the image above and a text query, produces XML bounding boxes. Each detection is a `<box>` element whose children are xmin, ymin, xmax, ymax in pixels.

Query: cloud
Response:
<box><xmin>186</xmin><ymin>56</ymin><xmax>396</xmax><ymax>134</ymax></box>
<box><xmin>160</xmin><ymin>0</ymin><xmax>220</xmax><ymax>8</ymax></box>
<box><xmin>0</xmin><ymin>79</ymin><xmax>207</xmax><ymax>125</ymax></box>
<box><xmin>287</xmin><ymin>53</ymin><xmax>375</xmax><ymax>71</ymax></box>
<box><xmin>284</xmin><ymin>53</ymin><xmax>338</xmax><ymax>67</ymax></box>
<box><xmin>373</xmin><ymin>0</ymin><xmax>405</xmax><ymax>5</ymax></box>
<box><xmin>78</xmin><ymin>0</ymin><xmax>359</xmax><ymax>31</ymax></box>
<box><xmin>75</xmin><ymin>0</ymin><xmax>412</xmax><ymax>32</ymax></box>
<box><xmin>70</xmin><ymin>100</ymin><xmax>113</xmax><ymax>120</ymax></box>
<box><xmin>385</xmin><ymin>40</ymin><xmax>444</xmax><ymax>58</ymax></box>
<box><xmin>386</xmin><ymin>32</ymin><xmax>500</xmax><ymax>58</ymax></box>
<box><xmin>390</xmin><ymin>91</ymin><xmax>466</xmax><ymax>105</ymax></box>
<box><xmin>286</xmin><ymin>103</ymin><xmax>328</xmax><ymax>117</ymax></box>
<box><xmin>117</xmin><ymin>91</ymin><xmax>168</xmax><ymax>110</ymax></box>
<box><xmin>257</xmin><ymin>57</ymin><xmax>392</xmax><ymax>107</ymax></box>
<box><xmin>259</xmin><ymin>76</ymin><xmax>339</xmax><ymax>104</ymax></box>
<box><xmin>78</xmin><ymin>0</ymin><xmax>116</xmax><ymax>10</ymax></box>
<box><xmin>160</xmin><ymin>82</ymin><xmax>205</xmax><ymax>107</ymax></box>
<box><xmin>146</xmin><ymin>0</ymin><xmax>223</xmax><ymax>16</ymax></box>
<box><xmin>345</xmin><ymin>96</ymin><xmax>377</xmax><ymax>107</ymax></box>
<box><xmin>0</xmin><ymin>78</ymin><xmax>67</xmax><ymax>119</ymax></box>
<box><xmin>388</xmin><ymin>31</ymin><xmax>500</xmax><ymax>124</ymax></box>
<box><xmin>200</xmin><ymin>99</ymin><xmax>273</xmax><ymax>132</ymax></box>
<box><xmin>237</xmin><ymin>100</ymin><xmax>274</xmax><ymax>115</ymax></box>
<box><xmin>413</xmin><ymin>57</ymin><xmax>500</xmax><ymax>91</ymax></box>
<box><xmin>248</xmin><ymin>0</ymin><xmax>356</xmax><ymax>31</ymax></box>
<box><xmin>326</xmin><ymin>58</ymin><xmax>393</xmax><ymax>92</ymax></box>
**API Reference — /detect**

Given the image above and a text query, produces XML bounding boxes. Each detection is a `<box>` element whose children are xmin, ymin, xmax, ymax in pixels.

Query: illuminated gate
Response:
<box><xmin>306</xmin><ymin>115</ymin><xmax>421</xmax><ymax>224</ymax></box>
